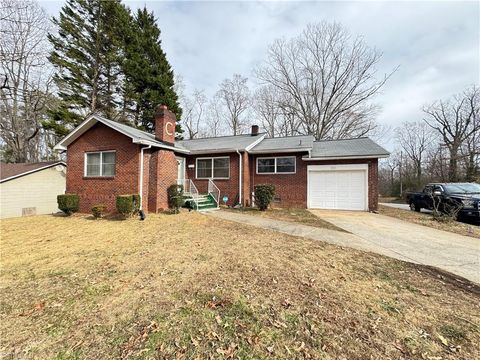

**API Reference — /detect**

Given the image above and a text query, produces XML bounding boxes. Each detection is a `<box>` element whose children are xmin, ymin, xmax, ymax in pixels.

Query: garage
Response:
<box><xmin>307</xmin><ymin>164</ymin><xmax>368</xmax><ymax>211</ymax></box>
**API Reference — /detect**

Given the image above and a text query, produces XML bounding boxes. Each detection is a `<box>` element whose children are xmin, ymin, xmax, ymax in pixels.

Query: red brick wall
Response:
<box><xmin>67</xmin><ymin>122</ymin><xmax>379</xmax><ymax>213</ymax></box>
<box><xmin>154</xmin><ymin>106</ymin><xmax>176</xmax><ymax>144</ymax></box>
<box><xmin>242</xmin><ymin>152</ymin><xmax>251</xmax><ymax>207</ymax></box>
<box><xmin>249</xmin><ymin>153</ymin><xmax>379</xmax><ymax>210</ymax></box>
<box><xmin>145</xmin><ymin>149</ymin><xmax>179</xmax><ymax>212</ymax></box>
<box><xmin>185</xmin><ymin>153</ymin><xmax>241</xmax><ymax>206</ymax></box>
<box><xmin>66</xmin><ymin>123</ymin><xmax>140</xmax><ymax>213</ymax></box>
<box><xmin>141</xmin><ymin>150</ymin><xmax>151</xmax><ymax>211</ymax></box>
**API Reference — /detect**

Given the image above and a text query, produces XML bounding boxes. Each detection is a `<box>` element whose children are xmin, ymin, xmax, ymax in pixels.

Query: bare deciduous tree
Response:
<box><xmin>253</xmin><ymin>85</ymin><xmax>281</xmax><ymax>137</ymax></box>
<box><xmin>395</xmin><ymin>121</ymin><xmax>433</xmax><ymax>182</ymax></box>
<box><xmin>255</xmin><ymin>22</ymin><xmax>396</xmax><ymax>140</ymax></box>
<box><xmin>0</xmin><ymin>0</ymin><xmax>55</xmax><ymax>162</ymax></box>
<box><xmin>180</xmin><ymin>89</ymin><xmax>207</xmax><ymax>139</ymax></box>
<box><xmin>204</xmin><ymin>93</ymin><xmax>227</xmax><ymax>138</ymax></box>
<box><xmin>423</xmin><ymin>86</ymin><xmax>480</xmax><ymax>181</ymax></box>
<box><xmin>216</xmin><ymin>74</ymin><xmax>250</xmax><ymax>135</ymax></box>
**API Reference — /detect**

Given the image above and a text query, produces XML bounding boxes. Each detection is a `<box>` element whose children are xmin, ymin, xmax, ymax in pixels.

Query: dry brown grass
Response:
<box><xmin>378</xmin><ymin>205</ymin><xmax>480</xmax><ymax>239</ymax></box>
<box><xmin>379</xmin><ymin>196</ymin><xmax>405</xmax><ymax>204</ymax></box>
<box><xmin>224</xmin><ymin>207</ymin><xmax>346</xmax><ymax>232</ymax></box>
<box><xmin>0</xmin><ymin>212</ymin><xmax>479</xmax><ymax>359</ymax></box>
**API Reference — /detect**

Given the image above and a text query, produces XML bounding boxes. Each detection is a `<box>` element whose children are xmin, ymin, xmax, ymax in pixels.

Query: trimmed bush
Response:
<box><xmin>167</xmin><ymin>184</ymin><xmax>184</xmax><ymax>213</ymax></box>
<box><xmin>57</xmin><ymin>194</ymin><xmax>79</xmax><ymax>215</ymax></box>
<box><xmin>116</xmin><ymin>194</ymin><xmax>140</xmax><ymax>217</ymax></box>
<box><xmin>91</xmin><ymin>204</ymin><xmax>107</xmax><ymax>219</ymax></box>
<box><xmin>254</xmin><ymin>184</ymin><xmax>275</xmax><ymax>211</ymax></box>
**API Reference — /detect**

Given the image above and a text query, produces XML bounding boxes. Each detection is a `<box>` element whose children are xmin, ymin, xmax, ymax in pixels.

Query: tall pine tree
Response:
<box><xmin>44</xmin><ymin>0</ymin><xmax>183</xmax><ymax>137</ymax></box>
<box><xmin>45</xmin><ymin>0</ymin><xmax>130</xmax><ymax>136</ymax></box>
<box><xmin>122</xmin><ymin>7</ymin><xmax>182</xmax><ymax>134</ymax></box>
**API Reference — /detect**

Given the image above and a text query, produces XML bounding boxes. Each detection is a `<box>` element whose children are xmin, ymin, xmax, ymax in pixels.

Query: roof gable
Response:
<box><xmin>53</xmin><ymin>115</ymin><xmax>189</xmax><ymax>153</ymax></box>
<box><xmin>0</xmin><ymin>161</ymin><xmax>66</xmax><ymax>183</ymax></box>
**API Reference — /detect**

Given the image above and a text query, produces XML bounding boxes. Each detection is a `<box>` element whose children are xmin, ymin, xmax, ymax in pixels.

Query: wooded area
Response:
<box><xmin>1</xmin><ymin>0</ymin><xmax>180</xmax><ymax>163</ymax></box>
<box><xmin>379</xmin><ymin>86</ymin><xmax>479</xmax><ymax>195</ymax></box>
<box><xmin>1</xmin><ymin>0</ymin><xmax>478</xmax><ymax>189</ymax></box>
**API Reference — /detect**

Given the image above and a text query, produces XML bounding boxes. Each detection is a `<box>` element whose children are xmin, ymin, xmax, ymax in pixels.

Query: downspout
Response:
<box><xmin>139</xmin><ymin>145</ymin><xmax>152</xmax><ymax>211</ymax></box>
<box><xmin>236</xmin><ymin>149</ymin><xmax>242</xmax><ymax>206</ymax></box>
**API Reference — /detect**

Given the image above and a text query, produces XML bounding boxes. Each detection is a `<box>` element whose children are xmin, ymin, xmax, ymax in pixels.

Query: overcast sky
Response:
<box><xmin>40</xmin><ymin>0</ymin><xmax>479</xmax><ymax>149</ymax></box>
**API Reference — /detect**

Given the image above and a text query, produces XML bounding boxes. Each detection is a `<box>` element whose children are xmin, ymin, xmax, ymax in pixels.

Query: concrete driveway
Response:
<box><xmin>310</xmin><ymin>210</ymin><xmax>480</xmax><ymax>283</ymax></box>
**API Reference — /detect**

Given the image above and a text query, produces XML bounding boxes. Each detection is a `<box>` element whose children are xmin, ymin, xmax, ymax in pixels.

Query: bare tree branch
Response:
<box><xmin>0</xmin><ymin>0</ymin><xmax>56</xmax><ymax>162</ymax></box>
<box><xmin>255</xmin><ymin>22</ymin><xmax>396</xmax><ymax>140</ymax></box>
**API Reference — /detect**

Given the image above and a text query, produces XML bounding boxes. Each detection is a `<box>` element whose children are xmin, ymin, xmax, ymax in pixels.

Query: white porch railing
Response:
<box><xmin>208</xmin><ymin>179</ymin><xmax>220</xmax><ymax>206</ymax></box>
<box><xmin>178</xmin><ymin>179</ymin><xmax>199</xmax><ymax>210</ymax></box>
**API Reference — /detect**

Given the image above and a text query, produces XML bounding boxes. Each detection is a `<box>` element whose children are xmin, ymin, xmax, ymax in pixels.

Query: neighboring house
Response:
<box><xmin>54</xmin><ymin>105</ymin><xmax>389</xmax><ymax>213</ymax></box>
<box><xmin>0</xmin><ymin>161</ymin><xmax>66</xmax><ymax>218</ymax></box>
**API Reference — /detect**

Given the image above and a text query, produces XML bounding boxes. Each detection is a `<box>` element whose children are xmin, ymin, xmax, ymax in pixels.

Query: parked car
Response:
<box><xmin>406</xmin><ymin>183</ymin><xmax>480</xmax><ymax>223</ymax></box>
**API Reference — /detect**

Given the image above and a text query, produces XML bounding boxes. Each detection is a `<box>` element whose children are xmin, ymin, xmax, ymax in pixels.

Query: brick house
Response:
<box><xmin>54</xmin><ymin>105</ymin><xmax>389</xmax><ymax>213</ymax></box>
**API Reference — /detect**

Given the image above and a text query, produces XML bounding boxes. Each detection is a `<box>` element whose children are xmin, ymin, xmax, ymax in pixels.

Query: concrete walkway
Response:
<box><xmin>205</xmin><ymin>210</ymin><xmax>479</xmax><ymax>284</ymax></box>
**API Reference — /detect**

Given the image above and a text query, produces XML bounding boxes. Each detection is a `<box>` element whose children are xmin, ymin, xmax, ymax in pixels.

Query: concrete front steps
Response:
<box><xmin>184</xmin><ymin>193</ymin><xmax>219</xmax><ymax>211</ymax></box>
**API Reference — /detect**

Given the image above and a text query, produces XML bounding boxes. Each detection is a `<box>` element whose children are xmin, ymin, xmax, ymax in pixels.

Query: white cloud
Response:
<box><xmin>40</xmin><ymin>0</ymin><xmax>479</xmax><ymax>147</ymax></box>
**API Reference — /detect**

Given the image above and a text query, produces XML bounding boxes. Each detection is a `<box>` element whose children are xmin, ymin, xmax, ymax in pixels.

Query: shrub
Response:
<box><xmin>91</xmin><ymin>204</ymin><xmax>107</xmax><ymax>219</ymax></box>
<box><xmin>167</xmin><ymin>184</ymin><xmax>184</xmax><ymax>213</ymax></box>
<box><xmin>132</xmin><ymin>194</ymin><xmax>141</xmax><ymax>213</ymax></box>
<box><xmin>116</xmin><ymin>194</ymin><xmax>140</xmax><ymax>217</ymax></box>
<box><xmin>254</xmin><ymin>184</ymin><xmax>275</xmax><ymax>211</ymax></box>
<box><xmin>57</xmin><ymin>194</ymin><xmax>79</xmax><ymax>215</ymax></box>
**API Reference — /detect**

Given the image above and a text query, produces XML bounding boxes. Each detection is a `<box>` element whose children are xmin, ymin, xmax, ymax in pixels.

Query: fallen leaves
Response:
<box><xmin>19</xmin><ymin>301</ymin><xmax>46</xmax><ymax>317</ymax></box>
<box><xmin>216</xmin><ymin>342</ymin><xmax>236</xmax><ymax>358</ymax></box>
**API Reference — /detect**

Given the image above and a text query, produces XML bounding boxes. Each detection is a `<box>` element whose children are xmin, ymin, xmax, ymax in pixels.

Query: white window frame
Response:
<box><xmin>256</xmin><ymin>156</ymin><xmax>296</xmax><ymax>174</ymax></box>
<box><xmin>84</xmin><ymin>150</ymin><xmax>116</xmax><ymax>177</ymax></box>
<box><xmin>195</xmin><ymin>156</ymin><xmax>230</xmax><ymax>179</ymax></box>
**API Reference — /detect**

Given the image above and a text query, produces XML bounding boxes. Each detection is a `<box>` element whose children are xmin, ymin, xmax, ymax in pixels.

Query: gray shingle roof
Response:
<box><xmin>55</xmin><ymin>113</ymin><xmax>389</xmax><ymax>160</ymax></box>
<box><xmin>307</xmin><ymin>137</ymin><xmax>389</xmax><ymax>159</ymax></box>
<box><xmin>177</xmin><ymin>134</ymin><xmax>264</xmax><ymax>154</ymax></box>
<box><xmin>249</xmin><ymin>135</ymin><xmax>314</xmax><ymax>153</ymax></box>
<box><xmin>54</xmin><ymin>114</ymin><xmax>190</xmax><ymax>153</ymax></box>
<box><xmin>1</xmin><ymin>161</ymin><xmax>66</xmax><ymax>183</ymax></box>
<box><xmin>94</xmin><ymin>116</ymin><xmax>190</xmax><ymax>151</ymax></box>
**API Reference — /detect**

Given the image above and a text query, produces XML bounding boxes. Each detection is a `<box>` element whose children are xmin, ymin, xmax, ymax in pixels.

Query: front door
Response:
<box><xmin>176</xmin><ymin>157</ymin><xmax>185</xmax><ymax>184</ymax></box>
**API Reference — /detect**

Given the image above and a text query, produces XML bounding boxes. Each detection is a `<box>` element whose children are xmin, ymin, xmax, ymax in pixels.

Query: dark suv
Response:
<box><xmin>406</xmin><ymin>183</ymin><xmax>480</xmax><ymax>223</ymax></box>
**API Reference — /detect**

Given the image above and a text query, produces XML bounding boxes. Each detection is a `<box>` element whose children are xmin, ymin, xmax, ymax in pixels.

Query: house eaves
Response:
<box><xmin>248</xmin><ymin>147</ymin><xmax>312</xmax><ymax>154</ymax></box>
<box><xmin>302</xmin><ymin>154</ymin><xmax>390</xmax><ymax>161</ymax></box>
<box><xmin>0</xmin><ymin>161</ymin><xmax>66</xmax><ymax>183</ymax></box>
<box><xmin>53</xmin><ymin>115</ymin><xmax>190</xmax><ymax>154</ymax></box>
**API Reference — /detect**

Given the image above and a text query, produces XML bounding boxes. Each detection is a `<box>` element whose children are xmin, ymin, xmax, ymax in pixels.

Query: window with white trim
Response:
<box><xmin>196</xmin><ymin>157</ymin><xmax>230</xmax><ymax>179</ymax></box>
<box><xmin>85</xmin><ymin>151</ymin><xmax>116</xmax><ymax>177</ymax></box>
<box><xmin>257</xmin><ymin>156</ymin><xmax>296</xmax><ymax>174</ymax></box>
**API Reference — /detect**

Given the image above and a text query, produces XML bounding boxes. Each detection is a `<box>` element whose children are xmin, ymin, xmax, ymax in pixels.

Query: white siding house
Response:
<box><xmin>0</xmin><ymin>162</ymin><xmax>66</xmax><ymax>219</ymax></box>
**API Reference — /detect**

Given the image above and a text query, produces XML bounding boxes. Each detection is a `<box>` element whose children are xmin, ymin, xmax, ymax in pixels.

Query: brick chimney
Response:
<box><xmin>154</xmin><ymin>105</ymin><xmax>176</xmax><ymax>144</ymax></box>
<box><xmin>251</xmin><ymin>125</ymin><xmax>259</xmax><ymax>136</ymax></box>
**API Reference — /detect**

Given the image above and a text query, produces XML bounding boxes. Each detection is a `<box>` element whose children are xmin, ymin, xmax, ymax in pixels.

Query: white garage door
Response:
<box><xmin>308</xmin><ymin>165</ymin><xmax>368</xmax><ymax>210</ymax></box>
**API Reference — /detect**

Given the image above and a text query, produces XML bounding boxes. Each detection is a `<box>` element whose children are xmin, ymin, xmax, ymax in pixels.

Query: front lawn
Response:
<box><xmin>378</xmin><ymin>205</ymin><xmax>480</xmax><ymax>239</ymax></box>
<box><xmin>224</xmin><ymin>207</ymin><xmax>347</xmax><ymax>232</ymax></box>
<box><xmin>1</xmin><ymin>213</ymin><xmax>479</xmax><ymax>359</ymax></box>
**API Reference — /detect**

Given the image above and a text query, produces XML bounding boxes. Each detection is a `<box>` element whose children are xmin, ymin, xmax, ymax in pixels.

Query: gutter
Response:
<box><xmin>139</xmin><ymin>145</ymin><xmax>151</xmax><ymax>210</ymax></box>
<box><xmin>236</xmin><ymin>150</ymin><xmax>242</xmax><ymax>206</ymax></box>
<box><xmin>248</xmin><ymin>147</ymin><xmax>312</xmax><ymax>154</ymax></box>
<box><xmin>136</xmin><ymin>140</ymin><xmax>190</xmax><ymax>154</ymax></box>
<box><xmin>302</xmin><ymin>154</ymin><xmax>390</xmax><ymax>161</ymax></box>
